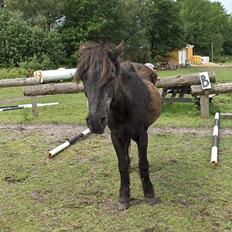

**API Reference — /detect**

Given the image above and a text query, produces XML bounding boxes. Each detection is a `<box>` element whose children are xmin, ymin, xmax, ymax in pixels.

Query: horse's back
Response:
<box><xmin>122</xmin><ymin>61</ymin><xmax>158</xmax><ymax>85</ymax></box>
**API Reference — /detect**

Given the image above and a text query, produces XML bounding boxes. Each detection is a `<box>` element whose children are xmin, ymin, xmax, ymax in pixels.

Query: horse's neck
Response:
<box><xmin>112</xmin><ymin>69</ymin><xmax>139</xmax><ymax>107</ymax></box>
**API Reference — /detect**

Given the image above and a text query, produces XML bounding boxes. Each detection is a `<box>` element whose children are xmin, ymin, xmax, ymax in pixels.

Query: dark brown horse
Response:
<box><xmin>76</xmin><ymin>42</ymin><xmax>161</xmax><ymax>210</ymax></box>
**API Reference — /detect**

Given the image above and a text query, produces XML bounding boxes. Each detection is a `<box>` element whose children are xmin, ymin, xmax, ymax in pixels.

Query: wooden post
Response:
<box><xmin>31</xmin><ymin>96</ymin><xmax>38</xmax><ymax>117</ymax></box>
<box><xmin>200</xmin><ymin>95</ymin><xmax>209</xmax><ymax>119</ymax></box>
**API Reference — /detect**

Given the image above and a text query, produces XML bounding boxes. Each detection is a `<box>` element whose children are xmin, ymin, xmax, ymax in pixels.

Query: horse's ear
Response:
<box><xmin>108</xmin><ymin>41</ymin><xmax>124</xmax><ymax>61</ymax></box>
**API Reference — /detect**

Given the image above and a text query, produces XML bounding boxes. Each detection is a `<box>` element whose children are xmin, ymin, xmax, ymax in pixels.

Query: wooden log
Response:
<box><xmin>220</xmin><ymin>113</ymin><xmax>232</xmax><ymax>119</ymax></box>
<box><xmin>156</xmin><ymin>72</ymin><xmax>215</xmax><ymax>88</ymax></box>
<box><xmin>23</xmin><ymin>82</ymin><xmax>83</xmax><ymax>96</ymax></box>
<box><xmin>191</xmin><ymin>83</ymin><xmax>232</xmax><ymax>95</ymax></box>
<box><xmin>0</xmin><ymin>78</ymin><xmax>40</xmax><ymax>88</ymax></box>
<box><xmin>22</xmin><ymin>72</ymin><xmax>216</xmax><ymax>96</ymax></box>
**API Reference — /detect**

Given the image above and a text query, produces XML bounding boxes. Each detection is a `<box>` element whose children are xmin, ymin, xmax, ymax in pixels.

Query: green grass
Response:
<box><xmin>0</xmin><ymin>90</ymin><xmax>87</xmax><ymax>125</ymax></box>
<box><xmin>0</xmin><ymin>129</ymin><xmax>231</xmax><ymax>231</ymax></box>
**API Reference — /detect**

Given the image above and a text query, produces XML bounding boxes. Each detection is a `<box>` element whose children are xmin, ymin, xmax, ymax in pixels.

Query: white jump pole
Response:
<box><xmin>0</xmin><ymin>102</ymin><xmax>59</xmax><ymax>112</ymax></box>
<box><xmin>34</xmin><ymin>68</ymin><xmax>77</xmax><ymax>83</ymax></box>
<box><xmin>211</xmin><ymin>112</ymin><xmax>220</xmax><ymax>166</ymax></box>
<box><xmin>49</xmin><ymin>128</ymin><xmax>91</xmax><ymax>158</ymax></box>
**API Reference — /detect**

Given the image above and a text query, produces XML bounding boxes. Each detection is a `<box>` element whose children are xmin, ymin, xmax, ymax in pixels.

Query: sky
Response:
<box><xmin>211</xmin><ymin>0</ymin><xmax>232</xmax><ymax>13</ymax></box>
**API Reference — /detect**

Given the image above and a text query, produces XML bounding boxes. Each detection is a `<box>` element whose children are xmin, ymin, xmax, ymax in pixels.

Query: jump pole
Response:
<box><xmin>211</xmin><ymin>112</ymin><xmax>220</xmax><ymax>166</ymax></box>
<box><xmin>0</xmin><ymin>102</ymin><xmax>59</xmax><ymax>112</ymax></box>
<box><xmin>49</xmin><ymin>128</ymin><xmax>91</xmax><ymax>158</ymax></box>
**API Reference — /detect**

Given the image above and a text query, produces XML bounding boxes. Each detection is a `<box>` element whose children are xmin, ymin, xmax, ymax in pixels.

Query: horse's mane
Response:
<box><xmin>76</xmin><ymin>42</ymin><xmax>117</xmax><ymax>85</ymax></box>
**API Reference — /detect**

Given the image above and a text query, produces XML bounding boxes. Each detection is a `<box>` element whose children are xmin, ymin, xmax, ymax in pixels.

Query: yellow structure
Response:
<box><xmin>191</xmin><ymin>55</ymin><xmax>201</xmax><ymax>65</ymax></box>
<box><xmin>169</xmin><ymin>44</ymin><xmax>194</xmax><ymax>66</ymax></box>
<box><xmin>186</xmin><ymin>45</ymin><xmax>194</xmax><ymax>62</ymax></box>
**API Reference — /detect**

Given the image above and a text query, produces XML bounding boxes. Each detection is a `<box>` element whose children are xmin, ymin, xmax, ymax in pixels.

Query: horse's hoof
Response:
<box><xmin>145</xmin><ymin>197</ymin><xmax>160</xmax><ymax>206</ymax></box>
<box><xmin>118</xmin><ymin>202</ymin><xmax>130</xmax><ymax>211</ymax></box>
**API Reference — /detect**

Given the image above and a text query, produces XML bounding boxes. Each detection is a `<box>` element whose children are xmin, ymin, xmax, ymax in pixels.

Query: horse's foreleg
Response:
<box><xmin>111</xmin><ymin>132</ymin><xmax>130</xmax><ymax>210</ymax></box>
<box><xmin>137</xmin><ymin>131</ymin><xmax>155</xmax><ymax>201</ymax></box>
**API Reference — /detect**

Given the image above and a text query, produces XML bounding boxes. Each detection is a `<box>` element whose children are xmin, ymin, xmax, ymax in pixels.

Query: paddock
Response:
<box><xmin>0</xmin><ymin>66</ymin><xmax>232</xmax><ymax>231</ymax></box>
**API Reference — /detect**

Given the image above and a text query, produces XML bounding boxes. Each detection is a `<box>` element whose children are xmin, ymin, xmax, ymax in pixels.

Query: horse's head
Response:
<box><xmin>76</xmin><ymin>42</ymin><xmax>123</xmax><ymax>134</ymax></box>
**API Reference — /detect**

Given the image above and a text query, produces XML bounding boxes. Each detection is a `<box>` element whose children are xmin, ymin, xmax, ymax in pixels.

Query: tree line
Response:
<box><xmin>0</xmin><ymin>0</ymin><xmax>232</xmax><ymax>69</ymax></box>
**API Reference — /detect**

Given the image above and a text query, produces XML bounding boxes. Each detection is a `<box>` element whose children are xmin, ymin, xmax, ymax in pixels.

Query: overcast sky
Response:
<box><xmin>211</xmin><ymin>0</ymin><xmax>232</xmax><ymax>13</ymax></box>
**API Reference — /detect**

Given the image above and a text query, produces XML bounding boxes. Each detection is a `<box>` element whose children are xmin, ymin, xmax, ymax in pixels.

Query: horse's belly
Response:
<box><xmin>143</xmin><ymin>80</ymin><xmax>162</xmax><ymax>125</ymax></box>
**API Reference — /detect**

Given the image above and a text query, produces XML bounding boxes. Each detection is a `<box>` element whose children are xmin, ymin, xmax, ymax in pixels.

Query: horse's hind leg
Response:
<box><xmin>136</xmin><ymin>131</ymin><xmax>156</xmax><ymax>203</ymax></box>
<box><xmin>111</xmin><ymin>132</ymin><xmax>131</xmax><ymax>210</ymax></box>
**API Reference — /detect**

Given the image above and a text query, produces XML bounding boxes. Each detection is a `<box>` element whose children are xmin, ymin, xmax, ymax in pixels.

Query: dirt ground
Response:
<box><xmin>1</xmin><ymin>123</ymin><xmax>232</xmax><ymax>142</ymax></box>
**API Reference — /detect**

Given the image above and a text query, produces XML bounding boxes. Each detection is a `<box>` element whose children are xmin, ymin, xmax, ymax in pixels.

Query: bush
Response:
<box><xmin>19</xmin><ymin>55</ymin><xmax>54</xmax><ymax>71</ymax></box>
<box><xmin>0</xmin><ymin>10</ymin><xmax>64</xmax><ymax>68</ymax></box>
<box><xmin>0</xmin><ymin>68</ymin><xmax>28</xmax><ymax>80</ymax></box>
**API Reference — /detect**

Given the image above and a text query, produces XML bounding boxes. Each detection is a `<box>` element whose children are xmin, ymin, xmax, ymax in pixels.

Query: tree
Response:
<box><xmin>4</xmin><ymin>0</ymin><xmax>64</xmax><ymax>30</ymax></box>
<box><xmin>0</xmin><ymin>10</ymin><xmax>64</xmax><ymax>68</ymax></box>
<box><xmin>177</xmin><ymin>0</ymin><xmax>230</xmax><ymax>59</ymax></box>
<box><xmin>0</xmin><ymin>0</ymin><xmax>4</xmax><ymax>8</ymax></box>
<box><xmin>147</xmin><ymin>0</ymin><xmax>185</xmax><ymax>60</ymax></box>
<box><xmin>223</xmin><ymin>16</ymin><xmax>232</xmax><ymax>55</ymax></box>
<box><xmin>60</xmin><ymin>0</ymin><xmax>145</xmax><ymax>65</ymax></box>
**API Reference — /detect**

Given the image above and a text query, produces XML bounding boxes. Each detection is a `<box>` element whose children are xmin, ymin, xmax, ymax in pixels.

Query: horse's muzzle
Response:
<box><xmin>86</xmin><ymin>115</ymin><xmax>106</xmax><ymax>134</ymax></box>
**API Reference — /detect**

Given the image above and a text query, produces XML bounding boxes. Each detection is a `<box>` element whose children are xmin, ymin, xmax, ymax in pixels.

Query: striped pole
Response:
<box><xmin>211</xmin><ymin>112</ymin><xmax>220</xmax><ymax>165</ymax></box>
<box><xmin>0</xmin><ymin>102</ymin><xmax>59</xmax><ymax>112</ymax></box>
<box><xmin>48</xmin><ymin>128</ymin><xmax>91</xmax><ymax>158</ymax></box>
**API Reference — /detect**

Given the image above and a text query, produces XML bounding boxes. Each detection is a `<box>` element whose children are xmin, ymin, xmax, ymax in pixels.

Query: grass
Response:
<box><xmin>0</xmin><ymin>66</ymin><xmax>232</xmax><ymax>231</ymax></box>
<box><xmin>0</xmin><ymin>128</ymin><xmax>232</xmax><ymax>231</ymax></box>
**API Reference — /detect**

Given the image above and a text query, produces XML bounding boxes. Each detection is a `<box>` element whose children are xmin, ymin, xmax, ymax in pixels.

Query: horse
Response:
<box><xmin>76</xmin><ymin>42</ymin><xmax>162</xmax><ymax>210</ymax></box>
<box><xmin>122</xmin><ymin>61</ymin><xmax>158</xmax><ymax>86</ymax></box>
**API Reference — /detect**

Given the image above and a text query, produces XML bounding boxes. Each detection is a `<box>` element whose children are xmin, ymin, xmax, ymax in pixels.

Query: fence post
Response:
<box><xmin>31</xmin><ymin>96</ymin><xmax>38</xmax><ymax>117</ymax></box>
<box><xmin>200</xmin><ymin>95</ymin><xmax>209</xmax><ymax>119</ymax></box>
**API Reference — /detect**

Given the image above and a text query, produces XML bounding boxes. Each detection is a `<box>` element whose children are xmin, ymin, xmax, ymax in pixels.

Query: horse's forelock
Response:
<box><xmin>77</xmin><ymin>42</ymin><xmax>116</xmax><ymax>85</ymax></box>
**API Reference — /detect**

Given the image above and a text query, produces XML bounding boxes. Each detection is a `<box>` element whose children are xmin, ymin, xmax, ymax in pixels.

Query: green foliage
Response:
<box><xmin>177</xmin><ymin>0</ymin><xmax>232</xmax><ymax>59</ymax></box>
<box><xmin>59</xmin><ymin>0</ymin><xmax>132</xmax><ymax>64</ymax></box>
<box><xmin>4</xmin><ymin>0</ymin><xmax>64</xmax><ymax>29</ymax></box>
<box><xmin>147</xmin><ymin>0</ymin><xmax>185</xmax><ymax>59</ymax></box>
<box><xmin>0</xmin><ymin>9</ymin><xmax>64</xmax><ymax>69</ymax></box>
<box><xmin>19</xmin><ymin>55</ymin><xmax>52</xmax><ymax>71</ymax></box>
<box><xmin>1</xmin><ymin>0</ymin><xmax>232</xmax><ymax>67</ymax></box>
<box><xmin>119</xmin><ymin>0</ymin><xmax>152</xmax><ymax>62</ymax></box>
<box><xmin>0</xmin><ymin>67</ymin><xmax>28</xmax><ymax>79</ymax></box>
